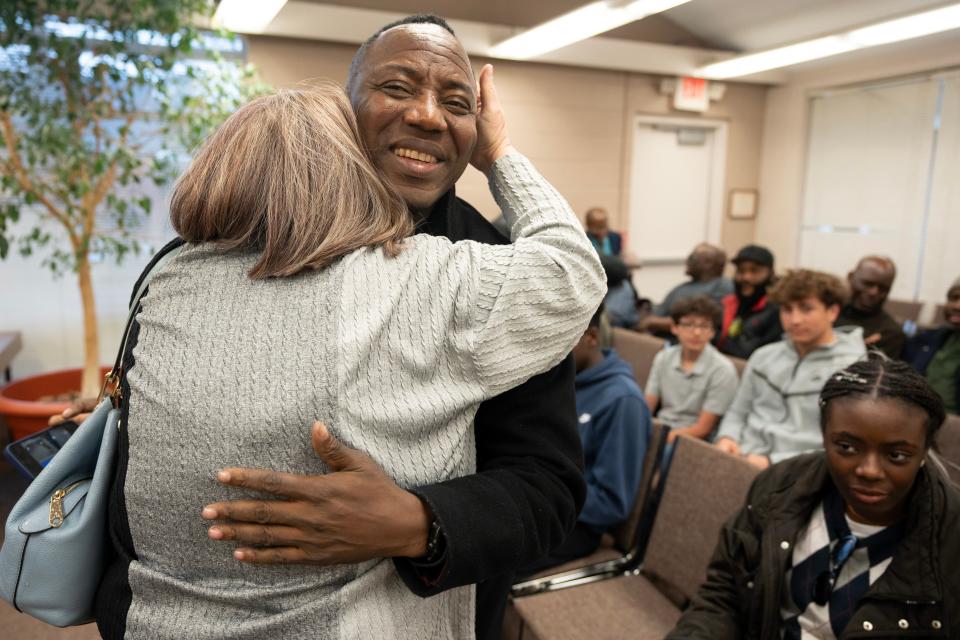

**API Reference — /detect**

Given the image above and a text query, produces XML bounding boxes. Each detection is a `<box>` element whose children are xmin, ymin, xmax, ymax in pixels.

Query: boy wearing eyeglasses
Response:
<box><xmin>645</xmin><ymin>296</ymin><xmax>739</xmax><ymax>444</ymax></box>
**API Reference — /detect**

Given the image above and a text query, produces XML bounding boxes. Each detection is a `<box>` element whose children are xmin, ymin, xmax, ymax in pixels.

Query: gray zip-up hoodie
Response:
<box><xmin>717</xmin><ymin>327</ymin><xmax>866</xmax><ymax>463</ymax></box>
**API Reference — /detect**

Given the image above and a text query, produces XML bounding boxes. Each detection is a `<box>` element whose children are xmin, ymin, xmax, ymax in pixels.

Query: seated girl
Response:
<box><xmin>668</xmin><ymin>354</ymin><xmax>960</xmax><ymax>639</ymax></box>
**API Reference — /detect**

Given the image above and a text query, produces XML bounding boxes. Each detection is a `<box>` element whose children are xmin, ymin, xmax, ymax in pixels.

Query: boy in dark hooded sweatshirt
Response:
<box><xmin>520</xmin><ymin>304</ymin><xmax>650</xmax><ymax>574</ymax></box>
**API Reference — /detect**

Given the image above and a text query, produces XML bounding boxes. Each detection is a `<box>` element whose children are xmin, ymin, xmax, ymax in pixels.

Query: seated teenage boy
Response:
<box><xmin>715</xmin><ymin>270</ymin><xmax>866</xmax><ymax>469</ymax></box>
<box><xmin>519</xmin><ymin>305</ymin><xmax>650</xmax><ymax>574</ymax></box>
<box><xmin>645</xmin><ymin>296</ymin><xmax>738</xmax><ymax>443</ymax></box>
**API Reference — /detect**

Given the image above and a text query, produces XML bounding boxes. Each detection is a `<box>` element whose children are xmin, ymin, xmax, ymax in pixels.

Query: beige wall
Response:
<box><xmin>246</xmin><ymin>35</ymin><xmax>768</xmax><ymax>258</ymax></box>
<box><xmin>756</xmin><ymin>31</ymin><xmax>960</xmax><ymax>270</ymax></box>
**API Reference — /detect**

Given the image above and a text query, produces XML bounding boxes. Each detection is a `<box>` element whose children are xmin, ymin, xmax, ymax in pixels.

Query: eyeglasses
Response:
<box><xmin>812</xmin><ymin>534</ymin><xmax>857</xmax><ymax>605</ymax></box>
<box><xmin>676</xmin><ymin>322</ymin><xmax>714</xmax><ymax>332</ymax></box>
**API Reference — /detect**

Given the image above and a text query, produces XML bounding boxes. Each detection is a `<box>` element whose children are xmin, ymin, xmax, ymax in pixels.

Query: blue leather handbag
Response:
<box><xmin>0</xmin><ymin>242</ymin><xmax>181</xmax><ymax>626</ymax></box>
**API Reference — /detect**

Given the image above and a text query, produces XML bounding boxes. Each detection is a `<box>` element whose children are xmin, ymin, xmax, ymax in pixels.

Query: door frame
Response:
<box><xmin>625</xmin><ymin>114</ymin><xmax>729</xmax><ymax>264</ymax></box>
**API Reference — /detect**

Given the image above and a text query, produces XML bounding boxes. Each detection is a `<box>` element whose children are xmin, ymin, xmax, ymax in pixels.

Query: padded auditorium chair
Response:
<box><xmin>933</xmin><ymin>303</ymin><xmax>945</xmax><ymax>324</ymax></box>
<box><xmin>508</xmin><ymin>437</ymin><xmax>759</xmax><ymax>640</ymax></box>
<box><xmin>936</xmin><ymin>413</ymin><xmax>960</xmax><ymax>486</ymax></box>
<box><xmin>884</xmin><ymin>298</ymin><xmax>923</xmax><ymax>324</ymax></box>
<box><xmin>511</xmin><ymin>421</ymin><xmax>671</xmax><ymax>595</ymax></box>
<box><xmin>611</xmin><ymin>328</ymin><xmax>665</xmax><ymax>390</ymax></box>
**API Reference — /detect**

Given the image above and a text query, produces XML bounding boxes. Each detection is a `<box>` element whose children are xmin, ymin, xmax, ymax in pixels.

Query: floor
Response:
<box><xmin>0</xmin><ymin>419</ymin><xmax>102</xmax><ymax>639</ymax></box>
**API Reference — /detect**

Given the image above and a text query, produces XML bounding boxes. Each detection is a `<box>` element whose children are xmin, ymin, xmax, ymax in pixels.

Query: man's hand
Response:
<box><xmin>470</xmin><ymin>64</ymin><xmax>515</xmax><ymax>175</ymax></box>
<box><xmin>48</xmin><ymin>397</ymin><xmax>97</xmax><ymax>426</ymax></box>
<box><xmin>202</xmin><ymin>421</ymin><xmax>431</xmax><ymax>565</ymax></box>
<box><xmin>864</xmin><ymin>332</ymin><xmax>882</xmax><ymax>346</ymax></box>
<box><xmin>714</xmin><ymin>437</ymin><xmax>741</xmax><ymax>457</ymax></box>
<box><xmin>639</xmin><ymin>315</ymin><xmax>672</xmax><ymax>335</ymax></box>
<box><xmin>744</xmin><ymin>454</ymin><xmax>771</xmax><ymax>470</ymax></box>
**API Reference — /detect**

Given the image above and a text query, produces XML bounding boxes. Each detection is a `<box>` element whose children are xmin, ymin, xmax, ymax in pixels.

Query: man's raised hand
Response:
<box><xmin>470</xmin><ymin>64</ymin><xmax>515</xmax><ymax>175</ymax></box>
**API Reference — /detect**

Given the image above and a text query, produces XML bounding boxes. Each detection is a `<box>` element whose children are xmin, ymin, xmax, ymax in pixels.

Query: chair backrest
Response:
<box><xmin>640</xmin><ymin>437</ymin><xmax>759</xmax><ymax>605</ymax></box>
<box><xmin>884</xmin><ymin>299</ymin><xmax>923</xmax><ymax>324</ymax></box>
<box><xmin>936</xmin><ymin>414</ymin><xmax>960</xmax><ymax>486</ymax></box>
<box><xmin>611</xmin><ymin>420</ymin><xmax>669</xmax><ymax>552</ymax></box>
<box><xmin>933</xmin><ymin>304</ymin><xmax>945</xmax><ymax>325</ymax></box>
<box><xmin>611</xmin><ymin>328</ymin><xmax>665</xmax><ymax>390</ymax></box>
<box><xmin>727</xmin><ymin>355</ymin><xmax>748</xmax><ymax>378</ymax></box>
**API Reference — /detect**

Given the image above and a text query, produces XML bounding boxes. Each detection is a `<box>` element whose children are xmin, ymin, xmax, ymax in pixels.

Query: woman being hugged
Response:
<box><xmin>669</xmin><ymin>354</ymin><xmax>960</xmax><ymax>639</ymax></box>
<box><xmin>94</xmin><ymin>80</ymin><xmax>604</xmax><ymax>639</ymax></box>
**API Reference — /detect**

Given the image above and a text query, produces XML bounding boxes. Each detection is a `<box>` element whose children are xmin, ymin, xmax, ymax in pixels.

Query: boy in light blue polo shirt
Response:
<box><xmin>645</xmin><ymin>296</ymin><xmax>738</xmax><ymax>443</ymax></box>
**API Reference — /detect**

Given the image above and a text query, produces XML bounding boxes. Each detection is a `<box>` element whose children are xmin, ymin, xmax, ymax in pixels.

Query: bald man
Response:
<box><xmin>585</xmin><ymin>207</ymin><xmax>622</xmax><ymax>257</ymax></box>
<box><xmin>836</xmin><ymin>256</ymin><xmax>905</xmax><ymax>358</ymax></box>
<box><xmin>641</xmin><ymin>242</ymin><xmax>733</xmax><ymax>334</ymax></box>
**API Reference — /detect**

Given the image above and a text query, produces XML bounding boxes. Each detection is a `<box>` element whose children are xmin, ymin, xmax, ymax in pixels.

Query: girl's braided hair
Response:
<box><xmin>819</xmin><ymin>352</ymin><xmax>946</xmax><ymax>447</ymax></box>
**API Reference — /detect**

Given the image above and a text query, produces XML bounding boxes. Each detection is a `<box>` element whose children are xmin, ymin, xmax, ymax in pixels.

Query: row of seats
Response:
<box><xmin>506</xmin><ymin>431</ymin><xmax>758</xmax><ymax>639</ymax></box>
<box><xmin>610</xmin><ymin>326</ymin><xmax>960</xmax><ymax>485</ymax></box>
<box><xmin>884</xmin><ymin>298</ymin><xmax>946</xmax><ymax>326</ymax></box>
<box><xmin>507</xmin><ymin>416</ymin><xmax>960</xmax><ymax>639</ymax></box>
<box><xmin>503</xmin><ymin>326</ymin><xmax>960</xmax><ymax>639</ymax></box>
<box><xmin>609</xmin><ymin>327</ymin><xmax>745</xmax><ymax>390</ymax></box>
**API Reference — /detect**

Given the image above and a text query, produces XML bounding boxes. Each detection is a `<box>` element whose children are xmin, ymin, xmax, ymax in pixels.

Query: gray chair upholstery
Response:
<box><xmin>513</xmin><ymin>421</ymin><xmax>669</xmax><ymax>582</ymax></box>
<box><xmin>508</xmin><ymin>436</ymin><xmax>759</xmax><ymax>639</ymax></box>
<box><xmin>933</xmin><ymin>304</ymin><xmax>945</xmax><ymax>324</ymax></box>
<box><xmin>936</xmin><ymin>414</ymin><xmax>960</xmax><ymax>486</ymax></box>
<box><xmin>512</xmin><ymin>573</ymin><xmax>681</xmax><ymax>640</ymax></box>
<box><xmin>640</xmin><ymin>436</ymin><xmax>759</xmax><ymax>604</ymax></box>
<box><xmin>884</xmin><ymin>299</ymin><xmax>923</xmax><ymax>324</ymax></box>
<box><xmin>611</xmin><ymin>328</ymin><xmax>665</xmax><ymax>391</ymax></box>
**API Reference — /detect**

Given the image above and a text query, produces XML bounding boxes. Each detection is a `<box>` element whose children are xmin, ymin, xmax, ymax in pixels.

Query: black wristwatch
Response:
<box><xmin>414</xmin><ymin>518</ymin><xmax>446</xmax><ymax>566</ymax></box>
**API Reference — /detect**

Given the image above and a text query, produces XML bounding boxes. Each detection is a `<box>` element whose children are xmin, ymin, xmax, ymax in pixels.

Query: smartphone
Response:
<box><xmin>4</xmin><ymin>421</ymin><xmax>80</xmax><ymax>479</ymax></box>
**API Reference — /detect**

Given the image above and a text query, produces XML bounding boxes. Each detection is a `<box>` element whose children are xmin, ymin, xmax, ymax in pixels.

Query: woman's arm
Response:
<box><xmin>442</xmin><ymin>152</ymin><xmax>605</xmax><ymax>396</ymax></box>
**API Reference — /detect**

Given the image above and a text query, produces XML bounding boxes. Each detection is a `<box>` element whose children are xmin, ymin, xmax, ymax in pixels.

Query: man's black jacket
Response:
<box><xmin>391</xmin><ymin>188</ymin><xmax>587</xmax><ymax>640</ymax></box>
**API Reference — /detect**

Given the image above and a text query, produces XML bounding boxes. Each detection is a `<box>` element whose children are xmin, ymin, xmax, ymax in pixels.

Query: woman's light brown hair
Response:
<box><xmin>170</xmin><ymin>83</ymin><xmax>413</xmax><ymax>278</ymax></box>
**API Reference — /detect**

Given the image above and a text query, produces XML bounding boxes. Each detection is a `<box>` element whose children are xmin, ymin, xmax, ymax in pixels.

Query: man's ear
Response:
<box><xmin>585</xmin><ymin>325</ymin><xmax>600</xmax><ymax>346</ymax></box>
<box><xmin>669</xmin><ymin>323</ymin><xmax>680</xmax><ymax>339</ymax></box>
<box><xmin>827</xmin><ymin>303</ymin><xmax>841</xmax><ymax>323</ymax></box>
<box><xmin>847</xmin><ymin>271</ymin><xmax>855</xmax><ymax>285</ymax></box>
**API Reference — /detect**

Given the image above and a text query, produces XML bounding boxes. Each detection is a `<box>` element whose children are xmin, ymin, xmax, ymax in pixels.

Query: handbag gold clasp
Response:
<box><xmin>97</xmin><ymin>370</ymin><xmax>122</xmax><ymax>407</ymax></box>
<box><xmin>48</xmin><ymin>479</ymin><xmax>88</xmax><ymax>528</ymax></box>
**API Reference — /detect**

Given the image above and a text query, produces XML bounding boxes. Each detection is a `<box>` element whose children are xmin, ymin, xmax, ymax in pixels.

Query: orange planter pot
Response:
<box><xmin>0</xmin><ymin>367</ymin><xmax>110</xmax><ymax>441</ymax></box>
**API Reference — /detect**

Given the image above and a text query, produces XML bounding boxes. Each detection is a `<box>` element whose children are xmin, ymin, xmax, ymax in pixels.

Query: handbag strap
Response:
<box><xmin>99</xmin><ymin>238</ymin><xmax>185</xmax><ymax>404</ymax></box>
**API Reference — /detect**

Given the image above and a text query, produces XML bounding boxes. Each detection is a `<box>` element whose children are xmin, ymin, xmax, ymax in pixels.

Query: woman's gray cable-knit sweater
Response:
<box><xmin>117</xmin><ymin>153</ymin><xmax>605</xmax><ymax>639</ymax></box>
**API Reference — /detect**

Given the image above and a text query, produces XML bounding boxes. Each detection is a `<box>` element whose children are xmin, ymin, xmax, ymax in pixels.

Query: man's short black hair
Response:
<box><xmin>588</xmin><ymin>303</ymin><xmax>605</xmax><ymax>329</ymax></box>
<box><xmin>347</xmin><ymin>14</ymin><xmax>456</xmax><ymax>93</ymax></box>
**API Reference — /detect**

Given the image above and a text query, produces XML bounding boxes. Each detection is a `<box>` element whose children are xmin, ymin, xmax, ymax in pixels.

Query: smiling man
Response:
<box><xmin>835</xmin><ymin>256</ymin><xmax>905</xmax><ymax>358</ymax></box>
<box><xmin>202</xmin><ymin>15</ymin><xmax>586</xmax><ymax>640</ymax></box>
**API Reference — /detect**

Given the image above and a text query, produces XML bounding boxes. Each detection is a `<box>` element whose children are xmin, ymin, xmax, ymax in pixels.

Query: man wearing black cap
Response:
<box><xmin>717</xmin><ymin>245</ymin><xmax>782</xmax><ymax>359</ymax></box>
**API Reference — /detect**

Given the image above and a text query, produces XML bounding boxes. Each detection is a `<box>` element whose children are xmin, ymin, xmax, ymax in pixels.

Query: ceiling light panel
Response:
<box><xmin>489</xmin><ymin>0</ymin><xmax>692</xmax><ymax>59</ymax></box>
<box><xmin>698</xmin><ymin>2</ymin><xmax>960</xmax><ymax>79</ymax></box>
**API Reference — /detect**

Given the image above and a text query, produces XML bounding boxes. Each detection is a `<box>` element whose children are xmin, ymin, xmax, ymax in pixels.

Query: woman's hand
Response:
<box><xmin>469</xmin><ymin>64</ymin><xmax>515</xmax><ymax>175</ymax></box>
<box><xmin>202</xmin><ymin>421</ymin><xmax>431</xmax><ymax>564</ymax></box>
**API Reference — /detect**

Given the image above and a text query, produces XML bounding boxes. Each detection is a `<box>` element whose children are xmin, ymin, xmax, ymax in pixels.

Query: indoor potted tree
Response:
<box><xmin>0</xmin><ymin>0</ymin><xmax>261</xmax><ymax>438</ymax></box>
